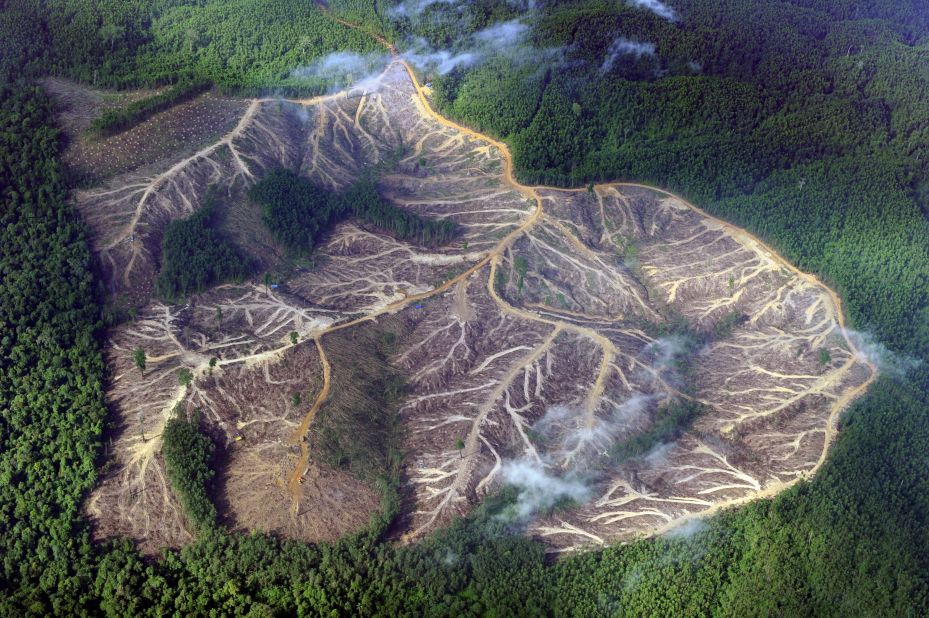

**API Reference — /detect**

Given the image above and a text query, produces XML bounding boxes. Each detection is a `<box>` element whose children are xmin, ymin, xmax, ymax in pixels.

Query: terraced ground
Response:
<box><xmin>54</xmin><ymin>59</ymin><xmax>873</xmax><ymax>555</ymax></box>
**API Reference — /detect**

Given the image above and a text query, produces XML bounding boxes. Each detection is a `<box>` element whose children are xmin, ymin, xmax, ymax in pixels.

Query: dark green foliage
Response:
<box><xmin>154</xmin><ymin>188</ymin><xmax>250</xmax><ymax>301</ymax></box>
<box><xmin>48</xmin><ymin>0</ymin><xmax>383</xmax><ymax>92</ymax></box>
<box><xmin>249</xmin><ymin>169</ymin><xmax>343</xmax><ymax>253</ymax></box>
<box><xmin>89</xmin><ymin>77</ymin><xmax>211</xmax><ymax>136</ymax></box>
<box><xmin>132</xmin><ymin>347</ymin><xmax>146</xmax><ymax>373</ymax></box>
<box><xmin>434</xmin><ymin>59</ymin><xmax>547</xmax><ymax>137</ymax></box>
<box><xmin>388</xmin><ymin>0</ymin><xmax>521</xmax><ymax>50</ymax></box>
<box><xmin>176</xmin><ymin>367</ymin><xmax>193</xmax><ymax>387</ymax></box>
<box><xmin>1</xmin><ymin>0</ymin><xmax>384</xmax><ymax>94</ymax></box>
<box><xmin>343</xmin><ymin>180</ymin><xmax>457</xmax><ymax>245</ymax></box>
<box><xmin>249</xmin><ymin>168</ymin><xmax>456</xmax><ymax>254</ymax></box>
<box><xmin>0</xmin><ymin>84</ymin><xmax>106</xmax><ymax>613</ymax></box>
<box><xmin>161</xmin><ymin>408</ymin><xmax>217</xmax><ymax>533</ymax></box>
<box><xmin>610</xmin><ymin>400</ymin><xmax>703</xmax><ymax>464</ymax></box>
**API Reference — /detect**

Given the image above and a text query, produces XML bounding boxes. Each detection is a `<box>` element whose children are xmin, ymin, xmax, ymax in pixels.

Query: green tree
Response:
<box><xmin>178</xmin><ymin>367</ymin><xmax>194</xmax><ymax>387</ymax></box>
<box><xmin>132</xmin><ymin>347</ymin><xmax>146</xmax><ymax>374</ymax></box>
<box><xmin>98</xmin><ymin>22</ymin><xmax>125</xmax><ymax>52</ymax></box>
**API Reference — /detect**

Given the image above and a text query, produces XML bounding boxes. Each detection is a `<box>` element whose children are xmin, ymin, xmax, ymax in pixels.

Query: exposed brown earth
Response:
<box><xmin>65</xmin><ymin>60</ymin><xmax>874</xmax><ymax>555</ymax></box>
<box><xmin>43</xmin><ymin>78</ymin><xmax>248</xmax><ymax>183</ymax></box>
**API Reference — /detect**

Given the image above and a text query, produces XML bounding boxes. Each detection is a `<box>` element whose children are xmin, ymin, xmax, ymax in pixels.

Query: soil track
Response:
<box><xmin>288</xmin><ymin>338</ymin><xmax>330</xmax><ymax>513</ymax></box>
<box><xmin>76</xmin><ymin>12</ymin><xmax>876</xmax><ymax>554</ymax></box>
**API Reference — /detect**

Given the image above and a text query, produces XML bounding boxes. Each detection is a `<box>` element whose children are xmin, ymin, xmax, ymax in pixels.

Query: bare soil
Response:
<box><xmin>43</xmin><ymin>78</ymin><xmax>248</xmax><ymax>183</ymax></box>
<box><xmin>71</xmin><ymin>61</ymin><xmax>875</xmax><ymax>555</ymax></box>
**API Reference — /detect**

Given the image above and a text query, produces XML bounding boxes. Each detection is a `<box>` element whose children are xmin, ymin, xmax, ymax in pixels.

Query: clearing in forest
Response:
<box><xmin>58</xmin><ymin>59</ymin><xmax>874</xmax><ymax>555</ymax></box>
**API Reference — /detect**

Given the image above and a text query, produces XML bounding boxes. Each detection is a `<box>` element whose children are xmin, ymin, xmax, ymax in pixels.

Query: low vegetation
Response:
<box><xmin>311</xmin><ymin>324</ymin><xmax>411</xmax><ymax>483</ymax></box>
<box><xmin>609</xmin><ymin>400</ymin><xmax>704</xmax><ymax>464</ymax></box>
<box><xmin>89</xmin><ymin>77</ymin><xmax>211</xmax><ymax>136</ymax></box>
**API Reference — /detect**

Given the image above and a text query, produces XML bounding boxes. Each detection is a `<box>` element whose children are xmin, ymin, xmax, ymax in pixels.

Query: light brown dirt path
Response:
<box><xmin>287</xmin><ymin>338</ymin><xmax>331</xmax><ymax>514</ymax></box>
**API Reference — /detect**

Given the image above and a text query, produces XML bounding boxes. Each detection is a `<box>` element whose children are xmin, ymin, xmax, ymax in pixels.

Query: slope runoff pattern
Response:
<box><xmin>74</xmin><ymin>59</ymin><xmax>875</xmax><ymax>554</ymax></box>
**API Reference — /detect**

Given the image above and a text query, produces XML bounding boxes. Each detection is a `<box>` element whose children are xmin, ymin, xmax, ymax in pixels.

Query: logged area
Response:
<box><xmin>62</xmin><ymin>60</ymin><xmax>873</xmax><ymax>554</ymax></box>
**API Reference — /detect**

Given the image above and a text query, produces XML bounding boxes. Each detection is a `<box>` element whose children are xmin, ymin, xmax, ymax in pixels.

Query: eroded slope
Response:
<box><xmin>74</xmin><ymin>61</ymin><xmax>873</xmax><ymax>554</ymax></box>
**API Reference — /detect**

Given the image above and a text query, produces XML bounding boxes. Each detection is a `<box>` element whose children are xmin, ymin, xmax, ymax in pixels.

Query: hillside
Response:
<box><xmin>0</xmin><ymin>0</ymin><xmax>926</xmax><ymax>615</ymax></box>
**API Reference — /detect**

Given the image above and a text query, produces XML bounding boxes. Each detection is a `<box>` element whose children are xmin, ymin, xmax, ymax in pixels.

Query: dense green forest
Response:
<box><xmin>250</xmin><ymin>168</ymin><xmax>457</xmax><ymax>252</ymax></box>
<box><xmin>1</xmin><ymin>0</ymin><xmax>383</xmax><ymax>92</ymax></box>
<box><xmin>0</xmin><ymin>83</ymin><xmax>108</xmax><ymax>613</ymax></box>
<box><xmin>154</xmin><ymin>188</ymin><xmax>250</xmax><ymax>301</ymax></box>
<box><xmin>0</xmin><ymin>0</ymin><xmax>928</xmax><ymax>615</ymax></box>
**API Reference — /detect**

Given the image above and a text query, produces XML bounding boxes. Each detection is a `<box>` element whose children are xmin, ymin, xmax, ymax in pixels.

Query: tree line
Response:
<box><xmin>89</xmin><ymin>77</ymin><xmax>211</xmax><ymax>136</ymax></box>
<box><xmin>1</xmin><ymin>0</ymin><xmax>384</xmax><ymax>93</ymax></box>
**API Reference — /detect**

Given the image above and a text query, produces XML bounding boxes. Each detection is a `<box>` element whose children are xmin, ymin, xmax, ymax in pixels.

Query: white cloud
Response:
<box><xmin>842</xmin><ymin>328</ymin><xmax>921</xmax><ymax>377</ymax></box>
<box><xmin>626</xmin><ymin>0</ymin><xmax>677</xmax><ymax>21</ymax></box>
<box><xmin>501</xmin><ymin>458</ymin><xmax>591</xmax><ymax>518</ymax></box>
<box><xmin>600</xmin><ymin>37</ymin><xmax>657</xmax><ymax>73</ymax></box>
<box><xmin>289</xmin><ymin>51</ymin><xmax>390</xmax><ymax>92</ymax></box>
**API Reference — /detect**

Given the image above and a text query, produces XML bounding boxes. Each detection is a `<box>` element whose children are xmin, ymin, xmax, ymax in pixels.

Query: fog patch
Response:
<box><xmin>289</xmin><ymin>51</ymin><xmax>391</xmax><ymax>92</ymax></box>
<box><xmin>442</xmin><ymin>548</ymin><xmax>459</xmax><ymax>565</ymax></box>
<box><xmin>643</xmin><ymin>441</ymin><xmax>674</xmax><ymax>466</ymax></box>
<box><xmin>401</xmin><ymin>19</ymin><xmax>543</xmax><ymax>76</ymax></box>
<box><xmin>842</xmin><ymin>328</ymin><xmax>921</xmax><ymax>378</ymax></box>
<box><xmin>626</xmin><ymin>0</ymin><xmax>677</xmax><ymax>21</ymax></box>
<box><xmin>664</xmin><ymin>517</ymin><xmax>706</xmax><ymax>539</ymax></box>
<box><xmin>403</xmin><ymin>43</ymin><xmax>480</xmax><ymax>75</ymax></box>
<box><xmin>644</xmin><ymin>334</ymin><xmax>691</xmax><ymax>378</ymax></box>
<box><xmin>474</xmin><ymin>19</ymin><xmax>529</xmax><ymax>48</ymax></box>
<box><xmin>387</xmin><ymin>0</ymin><xmax>457</xmax><ymax>18</ymax></box>
<box><xmin>600</xmin><ymin>37</ymin><xmax>656</xmax><ymax>73</ymax></box>
<box><xmin>500</xmin><ymin>458</ymin><xmax>591</xmax><ymax>519</ymax></box>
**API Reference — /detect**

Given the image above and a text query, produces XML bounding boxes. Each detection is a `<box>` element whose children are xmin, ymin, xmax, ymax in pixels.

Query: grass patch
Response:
<box><xmin>310</xmin><ymin>320</ymin><xmax>412</xmax><ymax>482</ymax></box>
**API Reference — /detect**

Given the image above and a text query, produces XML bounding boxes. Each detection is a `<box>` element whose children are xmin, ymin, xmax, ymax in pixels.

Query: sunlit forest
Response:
<box><xmin>1</xmin><ymin>0</ymin><xmax>927</xmax><ymax>614</ymax></box>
